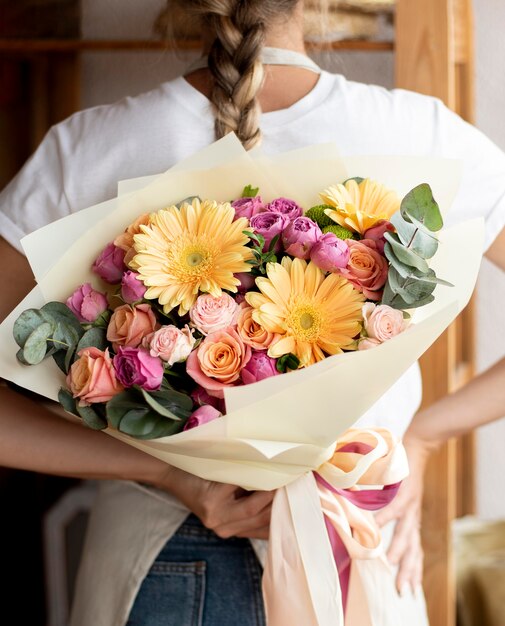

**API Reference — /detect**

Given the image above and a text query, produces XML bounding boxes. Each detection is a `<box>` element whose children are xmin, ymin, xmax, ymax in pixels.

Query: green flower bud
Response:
<box><xmin>305</xmin><ymin>205</ymin><xmax>335</xmax><ymax>228</ymax></box>
<box><xmin>322</xmin><ymin>224</ymin><xmax>357</xmax><ymax>240</ymax></box>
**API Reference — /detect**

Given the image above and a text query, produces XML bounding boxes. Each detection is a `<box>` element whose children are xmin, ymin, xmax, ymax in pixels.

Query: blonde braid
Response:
<box><xmin>156</xmin><ymin>0</ymin><xmax>301</xmax><ymax>150</ymax></box>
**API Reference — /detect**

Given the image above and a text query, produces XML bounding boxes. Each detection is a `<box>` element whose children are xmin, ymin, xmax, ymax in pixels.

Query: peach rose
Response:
<box><xmin>114</xmin><ymin>213</ymin><xmax>151</xmax><ymax>266</ymax></box>
<box><xmin>186</xmin><ymin>327</ymin><xmax>251</xmax><ymax>398</ymax></box>
<box><xmin>237</xmin><ymin>304</ymin><xmax>278</xmax><ymax>350</ymax></box>
<box><xmin>107</xmin><ymin>303</ymin><xmax>159</xmax><ymax>351</ymax></box>
<box><xmin>362</xmin><ymin>302</ymin><xmax>407</xmax><ymax>343</ymax></box>
<box><xmin>338</xmin><ymin>239</ymin><xmax>388</xmax><ymax>301</ymax></box>
<box><xmin>189</xmin><ymin>293</ymin><xmax>239</xmax><ymax>336</ymax></box>
<box><xmin>67</xmin><ymin>347</ymin><xmax>124</xmax><ymax>406</ymax></box>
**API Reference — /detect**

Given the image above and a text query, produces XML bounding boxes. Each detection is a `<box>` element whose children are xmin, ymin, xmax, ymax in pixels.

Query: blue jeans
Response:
<box><xmin>126</xmin><ymin>514</ymin><xmax>266</xmax><ymax>626</ymax></box>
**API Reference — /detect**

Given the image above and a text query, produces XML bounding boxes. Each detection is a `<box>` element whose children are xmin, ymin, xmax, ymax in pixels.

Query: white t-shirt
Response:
<box><xmin>1</xmin><ymin>71</ymin><xmax>505</xmax><ymax>625</ymax></box>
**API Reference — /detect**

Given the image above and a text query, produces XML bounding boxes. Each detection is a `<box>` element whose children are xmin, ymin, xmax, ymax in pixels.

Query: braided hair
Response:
<box><xmin>155</xmin><ymin>0</ymin><xmax>301</xmax><ymax>150</ymax></box>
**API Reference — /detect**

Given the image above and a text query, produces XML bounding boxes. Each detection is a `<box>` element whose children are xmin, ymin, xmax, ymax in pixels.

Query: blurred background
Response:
<box><xmin>0</xmin><ymin>0</ymin><xmax>504</xmax><ymax>624</ymax></box>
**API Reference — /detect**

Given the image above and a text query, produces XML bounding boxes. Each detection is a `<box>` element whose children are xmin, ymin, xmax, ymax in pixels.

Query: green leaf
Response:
<box><xmin>77</xmin><ymin>404</ymin><xmax>107</xmax><ymax>430</ymax></box>
<box><xmin>241</xmin><ymin>184</ymin><xmax>259</xmax><ymax>198</ymax></box>
<box><xmin>400</xmin><ymin>184</ymin><xmax>443</xmax><ymax>232</ymax></box>
<box><xmin>13</xmin><ymin>309</ymin><xmax>49</xmax><ymax>348</ymax></box>
<box><xmin>176</xmin><ymin>196</ymin><xmax>199</xmax><ymax>209</ymax></box>
<box><xmin>41</xmin><ymin>302</ymin><xmax>84</xmax><ymax>337</ymax></box>
<box><xmin>53</xmin><ymin>350</ymin><xmax>69</xmax><ymax>374</ymax></box>
<box><xmin>140</xmin><ymin>389</ymin><xmax>182</xmax><ymax>420</ymax></box>
<box><xmin>343</xmin><ymin>176</ymin><xmax>365</xmax><ymax>185</ymax></box>
<box><xmin>390</xmin><ymin>212</ymin><xmax>439</xmax><ymax>259</ymax></box>
<box><xmin>106</xmin><ymin>389</ymin><xmax>145</xmax><ymax>429</ymax></box>
<box><xmin>119</xmin><ymin>409</ymin><xmax>185</xmax><ymax>439</ymax></box>
<box><xmin>76</xmin><ymin>328</ymin><xmax>108</xmax><ymax>355</ymax></box>
<box><xmin>16</xmin><ymin>348</ymin><xmax>30</xmax><ymax>366</ymax></box>
<box><xmin>384</xmin><ymin>234</ymin><xmax>429</xmax><ymax>273</ymax></box>
<box><xmin>23</xmin><ymin>322</ymin><xmax>54</xmax><ymax>365</ymax></box>
<box><xmin>58</xmin><ymin>388</ymin><xmax>79</xmax><ymax>417</ymax></box>
<box><xmin>276</xmin><ymin>353</ymin><xmax>300</xmax><ymax>373</ymax></box>
<box><xmin>51</xmin><ymin>322</ymin><xmax>80</xmax><ymax>351</ymax></box>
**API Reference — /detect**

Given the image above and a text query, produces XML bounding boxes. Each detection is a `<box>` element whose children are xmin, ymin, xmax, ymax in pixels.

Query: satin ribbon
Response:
<box><xmin>263</xmin><ymin>428</ymin><xmax>409</xmax><ymax>626</ymax></box>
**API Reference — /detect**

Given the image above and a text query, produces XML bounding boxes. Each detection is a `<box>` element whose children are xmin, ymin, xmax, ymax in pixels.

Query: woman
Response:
<box><xmin>1</xmin><ymin>1</ymin><xmax>505</xmax><ymax>624</ymax></box>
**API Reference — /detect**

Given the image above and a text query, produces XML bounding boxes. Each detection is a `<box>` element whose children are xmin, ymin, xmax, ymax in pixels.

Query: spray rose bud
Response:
<box><xmin>121</xmin><ymin>271</ymin><xmax>147</xmax><ymax>304</ymax></box>
<box><xmin>232</xmin><ymin>196</ymin><xmax>265</xmax><ymax>220</ymax></box>
<box><xmin>310</xmin><ymin>232</ymin><xmax>350</xmax><ymax>272</ymax></box>
<box><xmin>266</xmin><ymin>197</ymin><xmax>303</xmax><ymax>220</ymax></box>
<box><xmin>250</xmin><ymin>211</ymin><xmax>290</xmax><ymax>252</ymax></box>
<box><xmin>66</xmin><ymin>283</ymin><xmax>109</xmax><ymax>323</ymax></box>
<box><xmin>189</xmin><ymin>293</ymin><xmax>239</xmax><ymax>336</ymax></box>
<box><xmin>363</xmin><ymin>220</ymin><xmax>395</xmax><ymax>254</ymax></box>
<box><xmin>147</xmin><ymin>324</ymin><xmax>196</xmax><ymax>365</ymax></box>
<box><xmin>241</xmin><ymin>351</ymin><xmax>280</xmax><ymax>385</ymax></box>
<box><xmin>282</xmin><ymin>217</ymin><xmax>322</xmax><ymax>259</ymax></box>
<box><xmin>92</xmin><ymin>243</ymin><xmax>126</xmax><ymax>284</ymax></box>
<box><xmin>113</xmin><ymin>346</ymin><xmax>163</xmax><ymax>391</ymax></box>
<box><xmin>183</xmin><ymin>405</ymin><xmax>222</xmax><ymax>431</ymax></box>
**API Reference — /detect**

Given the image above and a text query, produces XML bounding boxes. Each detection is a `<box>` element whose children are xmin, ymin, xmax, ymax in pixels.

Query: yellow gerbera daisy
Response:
<box><xmin>245</xmin><ymin>258</ymin><xmax>365</xmax><ymax>367</ymax></box>
<box><xmin>320</xmin><ymin>178</ymin><xmax>400</xmax><ymax>235</ymax></box>
<box><xmin>131</xmin><ymin>198</ymin><xmax>252</xmax><ymax>315</ymax></box>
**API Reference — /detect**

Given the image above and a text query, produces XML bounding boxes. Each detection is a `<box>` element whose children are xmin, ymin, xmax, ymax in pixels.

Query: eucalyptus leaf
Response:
<box><xmin>52</xmin><ymin>322</ymin><xmax>80</xmax><ymax>351</ymax></box>
<box><xmin>118</xmin><ymin>409</ymin><xmax>185</xmax><ymax>439</ymax></box>
<box><xmin>16</xmin><ymin>348</ymin><xmax>30</xmax><ymax>366</ymax></box>
<box><xmin>23</xmin><ymin>322</ymin><xmax>54</xmax><ymax>365</ymax></box>
<box><xmin>106</xmin><ymin>390</ymin><xmax>147</xmax><ymax>429</ymax></box>
<box><xmin>53</xmin><ymin>350</ymin><xmax>69</xmax><ymax>374</ymax></box>
<box><xmin>400</xmin><ymin>184</ymin><xmax>443</xmax><ymax>232</ymax></box>
<box><xmin>384</xmin><ymin>233</ymin><xmax>429</xmax><ymax>273</ymax></box>
<box><xmin>13</xmin><ymin>309</ymin><xmax>50</xmax><ymax>348</ymax></box>
<box><xmin>76</xmin><ymin>328</ymin><xmax>108</xmax><ymax>355</ymax></box>
<box><xmin>77</xmin><ymin>404</ymin><xmax>107</xmax><ymax>430</ymax></box>
<box><xmin>58</xmin><ymin>388</ymin><xmax>79</xmax><ymax>417</ymax></box>
<box><xmin>140</xmin><ymin>389</ymin><xmax>181</xmax><ymax>420</ymax></box>
<box><xmin>176</xmin><ymin>196</ymin><xmax>199</xmax><ymax>209</ymax></box>
<box><xmin>141</xmin><ymin>388</ymin><xmax>192</xmax><ymax>420</ymax></box>
<box><xmin>41</xmin><ymin>302</ymin><xmax>84</xmax><ymax>337</ymax></box>
<box><xmin>343</xmin><ymin>176</ymin><xmax>365</xmax><ymax>185</ymax></box>
<box><xmin>390</xmin><ymin>212</ymin><xmax>438</xmax><ymax>259</ymax></box>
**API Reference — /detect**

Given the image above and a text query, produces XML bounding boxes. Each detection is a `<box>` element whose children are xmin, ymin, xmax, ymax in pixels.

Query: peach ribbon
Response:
<box><xmin>263</xmin><ymin>428</ymin><xmax>409</xmax><ymax>626</ymax></box>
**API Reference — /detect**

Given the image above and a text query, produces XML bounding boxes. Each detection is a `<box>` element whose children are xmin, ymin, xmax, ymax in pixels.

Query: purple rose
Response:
<box><xmin>282</xmin><ymin>217</ymin><xmax>323</xmax><ymax>259</ymax></box>
<box><xmin>235</xmin><ymin>272</ymin><xmax>257</xmax><ymax>293</ymax></box>
<box><xmin>250</xmin><ymin>211</ymin><xmax>290</xmax><ymax>252</ymax></box>
<box><xmin>92</xmin><ymin>243</ymin><xmax>126</xmax><ymax>284</ymax></box>
<box><xmin>183</xmin><ymin>405</ymin><xmax>222</xmax><ymax>431</ymax></box>
<box><xmin>363</xmin><ymin>220</ymin><xmax>395</xmax><ymax>254</ymax></box>
<box><xmin>241</xmin><ymin>351</ymin><xmax>280</xmax><ymax>385</ymax></box>
<box><xmin>121</xmin><ymin>271</ymin><xmax>147</xmax><ymax>304</ymax></box>
<box><xmin>113</xmin><ymin>346</ymin><xmax>163</xmax><ymax>391</ymax></box>
<box><xmin>310</xmin><ymin>233</ymin><xmax>350</xmax><ymax>272</ymax></box>
<box><xmin>66</xmin><ymin>283</ymin><xmax>109</xmax><ymax>323</ymax></box>
<box><xmin>191</xmin><ymin>386</ymin><xmax>225</xmax><ymax>413</ymax></box>
<box><xmin>232</xmin><ymin>195</ymin><xmax>265</xmax><ymax>220</ymax></box>
<box><xmin>266</xmin><ymin>197</ymin><xmax>303</xmax><ymax>220</ymax></box>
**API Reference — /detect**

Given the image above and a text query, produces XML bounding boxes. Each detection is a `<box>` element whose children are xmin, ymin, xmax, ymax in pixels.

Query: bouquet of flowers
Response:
<box><xmin>0</xmin><ymin>136</ymin><xmax>483</xmax><ymax>626</ymax></box>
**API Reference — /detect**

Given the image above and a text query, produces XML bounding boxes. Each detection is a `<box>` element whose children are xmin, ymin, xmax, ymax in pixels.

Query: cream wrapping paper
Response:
<box><xmin>0</xmin><ymin>135</ymin><xmax>483</xmax><ymax>624</ymax></box>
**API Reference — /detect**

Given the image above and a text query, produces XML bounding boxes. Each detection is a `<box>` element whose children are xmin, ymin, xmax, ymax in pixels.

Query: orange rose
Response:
<box><xmin>186</xmin><ymin>327</ymin><xmax>251</xmax><ymax>398</ymax></box>
<box><xmin>107</xmin><ymin>303</ymin><xmax>159</xmax><ymax>351</ymax></box>
<box><xmin>237</xmin><ymin>304</ymin><xmax>278</xmax><ymax>350</ymax></box>
<box><xmin>67</xmin><ymin>347</ymin><xmax>123</xmax><ymax>406</ymax></box>
<box><xmin>114</xmin><ymin>213</ymin><xmax>151</xmax><ymax>266</ymax></box>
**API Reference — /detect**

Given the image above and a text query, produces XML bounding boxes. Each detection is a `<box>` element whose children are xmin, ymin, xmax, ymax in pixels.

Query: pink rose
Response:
<box><xmin>232</xmin><ymin>196</ymin><xmax>266</xmax><ymax>220</ymax></box>
<box><xmin>66</xmin><ymin>283</ymin><xmax>109</xmax><ymax>323</ymax></box>
<box><xmin>186</xmin><ymin>327</ymin><xmax>251</xmax><ymax>398</ymax></box>
<box><xmin>358</xmin><ymin>337</ymin><xmax>381</xmax><ymax>351</ymax></box>
<box><xmin>310</xmin><ymin>233</ymin><xmax>350</xmax><ymax>272</ymax></box>
<box><xmin>191</xmin><ymin>386</ymin><xmax>225</xmax><ymax>413</ymax></box>
<box><xmin>121</xmin><ymin>271</ymin><xmax>147</xmax><ymax>304</ymax></box>
<box><xmin>241</xmin><ymin>351</ymin><xmax>279</xmax><ymax>385</ymax></box>
<box><xmin>183</xmin><ymin>405</ymin><xmax>222</xmax><ymax>431</ymax></box>
<box><xmin>282</xmin><ymin>217</ymin><xmax>322</xmax><ymax>259</ymax></box>
<box><xmin>363</xmin><ymin>220</ymin><xmax>395</xmax><ymax>254</ymax></box>
<box><xmin>338</xmin><ymin>239</ymin><xmax>388</xmax><ymax>301</ymax></box>
<box><xmin>237</xmin><ymin>304</ymin><xmax>278</xmax><ymax>350</ymax></box>
<box><xmin>113</xmin><ymin>346</ymin><xmax>163</xmax><ymax>391</ymax></box>
<box><xmin>362</xmin><ymin>302</ymin><xmax>407</xmax><ymax>343</ymax></box>
<box><xmin>67</xmin><ymin>347</ymin><xmax>124</xmax><ymax>406</ymax></box>
<box><xmin>266</xmin><ymin>197</ymin><xmax>303</xmax><ymax>220</ymax></box>
<box><xmin>250</xmin><ymin>211</ymin><xmax>290</xmax><ymax>252</ymax></box>
<box><xmin>147</xmin><ymin>324</ymin><xmax>195</xmax><ymax>365</ymax></box>
<box><xmin>189</xmin><ymin>293</ymin><xmax>239</xmax><ymax>336</ymax></box>
<box><xmin>92</xmin><ymin>243</ymin><xmax>126</xmax><ymax>284</ymax></box>
<box><xmin>107</xmin><ymin>303</ymin><xmax>159</xmax><ymax>351</ymax></box>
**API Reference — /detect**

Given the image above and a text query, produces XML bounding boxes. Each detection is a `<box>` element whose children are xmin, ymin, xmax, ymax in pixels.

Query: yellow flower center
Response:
<box><xmin>286</xmin><ymin>303</ymin><xmax>323</xmax><ymax>342</ymax></box>
<box><xmin>167</xmin><ymin>238</ymin><xmax>218</xmax><ymax>282</ymax></box>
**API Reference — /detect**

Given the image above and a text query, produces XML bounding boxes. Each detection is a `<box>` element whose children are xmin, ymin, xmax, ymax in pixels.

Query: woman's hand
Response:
<box><xmin>157</xmin><ymin>465</ymin><xmax>273</xmax><ymax>540</ymax></box>
<box><xmin>375</xmin><ymin>437</ymin><xmax>431</xmax><ymax>594</ymax></box>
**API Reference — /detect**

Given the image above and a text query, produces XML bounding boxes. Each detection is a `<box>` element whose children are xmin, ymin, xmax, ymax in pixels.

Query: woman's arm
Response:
<box><xmin>376</xmin><ymin>226</ymin><xmax>505</xmax><ymax>592</ymax></box>
<box><xmin>0</xmin><ymin>238</ymin><xmax>273</xmax><ymax>538</ymax></box>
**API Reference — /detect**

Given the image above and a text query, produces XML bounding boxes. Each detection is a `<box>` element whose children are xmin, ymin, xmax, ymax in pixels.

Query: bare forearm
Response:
<box><xmin>0</xmin><ymin>384</ymin><xmax>173</xmax><ymax>488</ymax></box>
<box><xmin>406</xmin><ymin>355</ymin><xmax>505</xmax><ymax>447</ymax></box>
